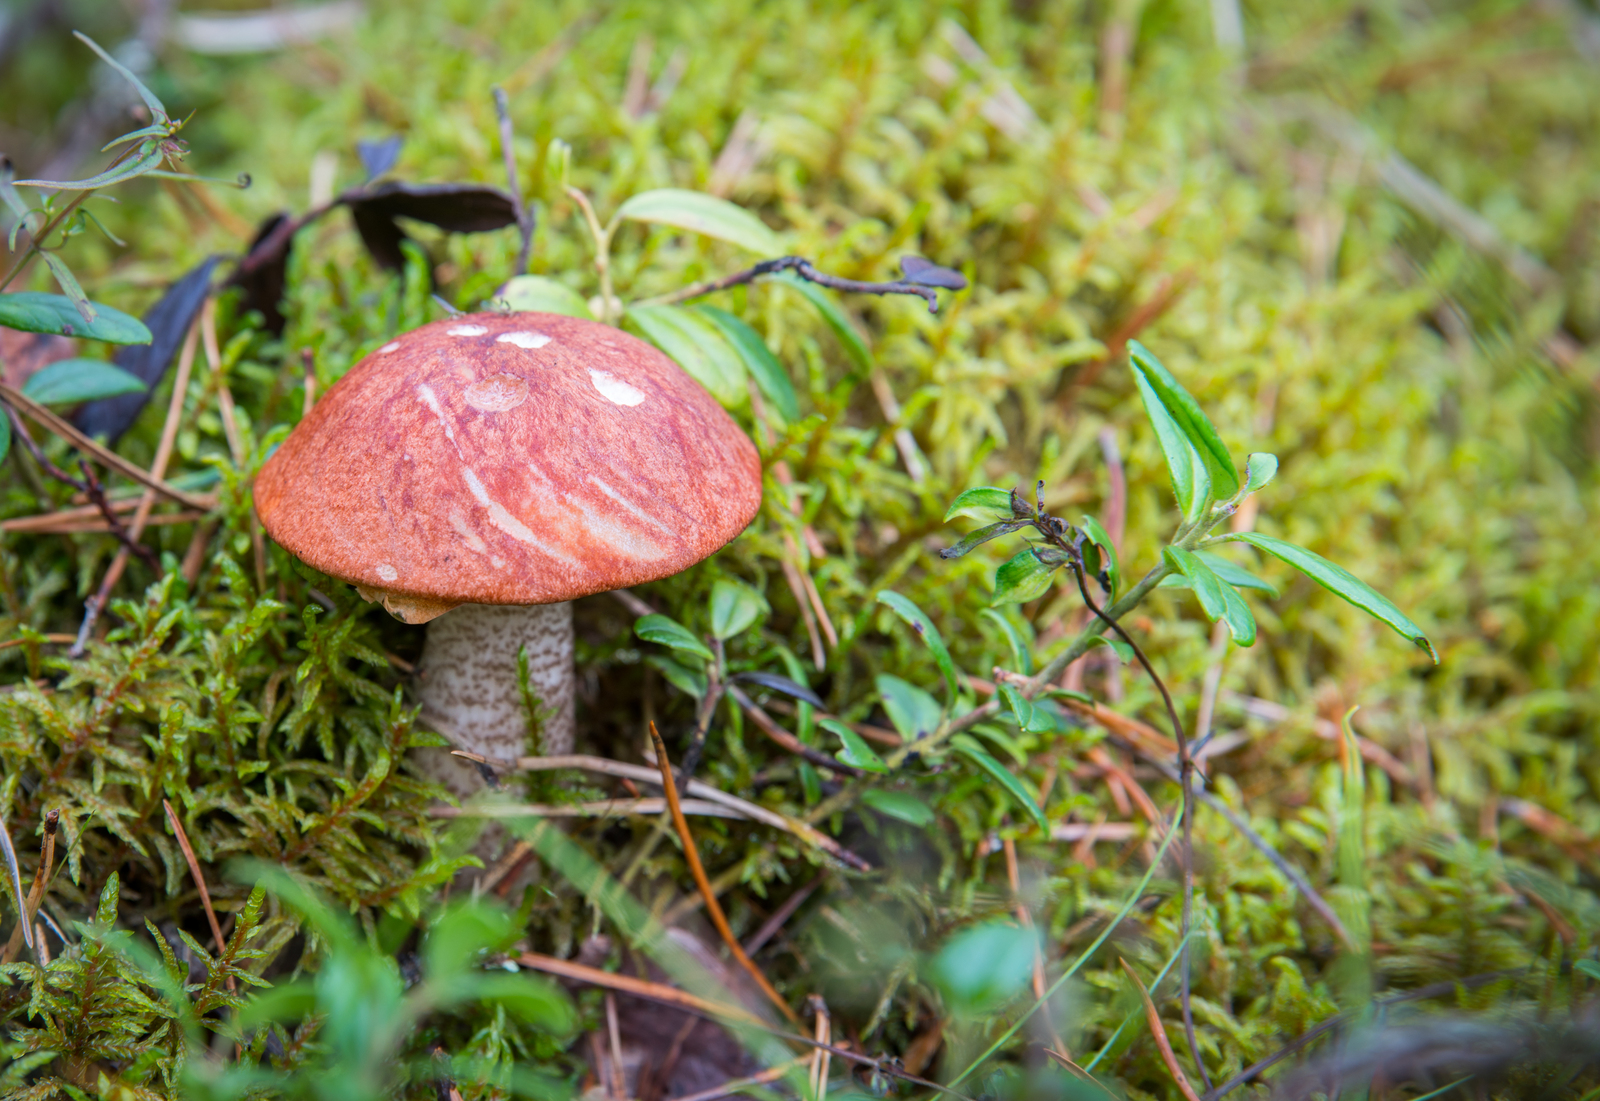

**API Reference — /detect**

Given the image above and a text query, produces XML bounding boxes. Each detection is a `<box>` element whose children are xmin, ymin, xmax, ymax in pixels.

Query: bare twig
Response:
<box><xmin>742</xmin><ymin>875</ymin><xmax>823</xmax><ymax>956</ymax></box>
<box><xmin>162</xmin><ymin>800</ymin><xmax>234</xmax><ymax>991</ymax></box>
<box><xmin>0</xmin><ymin>809</ymin><xmax>56</xmax><ymax>963</ymax></box>
<box><xmin>725</xmin><ymin>684</ymin><xmax>868</xmax><ymax>776</ymax></box>
<box><xmin>646</xmin><ymin>255</ymin><xmax>960</xmax><ymax>313</ymax></box>
<box><xmin>649</xmin><ymin>722</ymin><xmax>800</xmax><ymax>1024</ymax></box>
<box><xmin>433</xmin><ymin>797</ymin><xmax>743</xmax><ymax>820</ymax></box>
<box><xmin>492</xmin><ymin>85</ymin><xmax>535</xmax><ymax>275</ymax></box>
<box><xmin>517</xmin><ymin>950</ymin><xmax>764</xmax><ymax>1025</ymax></box>
<box><xmin>1120</xmin><ymin>959</ymin><xmax>1202</xmax><ymax>1101</ymax></box>
<box><xmin>664</xmin><ymin>1060</ymin><xmax>805</xmax><ymax>1101</ymax></box>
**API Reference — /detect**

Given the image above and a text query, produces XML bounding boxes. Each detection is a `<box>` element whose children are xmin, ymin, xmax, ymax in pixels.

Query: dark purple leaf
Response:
<box><xmin>344</xmin><ymin>181</ymin><xmax>517</xmax><ymax>234</ymax></box>
<box><xmin>732</xmin><ymin>671</ymin><xmax>826</xmax><ymax>710</ymax></box>
<box><xmin>349</xmin><ymin>202</ymin><xmax>411</xmax><ymax>274</ymax></box>
<box><xmin>229</xmin><ymin>211</ymin><xmax>297</xmax><ymax>335</ymax></box>
<box><xmin>357</xmin><ymin>136</ymin><xmax>403</xmax><ymax>183</ymax></box>
<box><xmin>899</xmin><ymin>255</ymin><xmax>968</xmax><ymax>290</ymax></box>
<box><xmin>75</xmin><ymin>256</ymin><xmax>219</xmax><ymax>443</ymax></box>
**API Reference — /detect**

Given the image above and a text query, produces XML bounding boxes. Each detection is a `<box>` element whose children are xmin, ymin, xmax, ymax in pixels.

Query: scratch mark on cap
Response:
<box><xmin>460</xmin><ymin>467</ymin><xmax>580</xmax><ymax>566</ymax></box>
<box><xmin>497</xmin><ymin>330</ymin><xmax>552</xmax><ymax>350</ymax></box>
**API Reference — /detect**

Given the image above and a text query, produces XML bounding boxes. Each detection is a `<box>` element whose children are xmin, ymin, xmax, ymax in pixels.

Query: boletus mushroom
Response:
<box><xmin>255</xmin><ymin>311</ymin><xmax>762</xmax><ymax>795</ymax></box>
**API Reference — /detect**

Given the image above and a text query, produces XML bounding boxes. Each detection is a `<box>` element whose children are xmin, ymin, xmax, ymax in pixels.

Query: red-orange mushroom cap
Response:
<box><xmin>255</xmin><ymin>311</ymin><xmax>764</xmax><ymax>622</ymax></box>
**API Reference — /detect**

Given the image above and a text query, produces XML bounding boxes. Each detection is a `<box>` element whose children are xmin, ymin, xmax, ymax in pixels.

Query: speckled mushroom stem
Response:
<box><xmin>416</xmin><ymin>601</ymin><xmax>575</xmax><ymax>798</ymax></box>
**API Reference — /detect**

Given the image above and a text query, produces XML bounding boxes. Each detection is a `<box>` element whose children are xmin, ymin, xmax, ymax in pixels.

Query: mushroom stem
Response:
<box><xmin>417</xmin><ymin>601</ymin><xmax>575</xmax><ymax>797</ymax></box>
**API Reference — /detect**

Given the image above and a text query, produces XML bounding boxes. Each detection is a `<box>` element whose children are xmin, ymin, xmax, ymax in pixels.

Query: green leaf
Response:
<box><xmin>634</xmin><ymin>614</ymin><xmax>714</xmax><ymax>661</ymax></box>
<box><xmin>0</xmin><ymin>414</ymin><xmax>10</xmax><ymax>466</ymax></box>
<box><xmin>466</xmin><ymin>971</ymin><xmax>576</xmax><ymax>1034</ymax></box>
<box><xmin>769</xmin><ymin>270</ymin><xmax>871</xmax><ymax>372</ymax></box>
<box><xmin>1576</xmin><ymin>960</ymin><xmax>1600</xmax><ymax>981</ymax></box>
<box><xmin>14</xmin><ymin>140</ymin><xmax>165</xmax><ymax>192</ymax></box>
<box><xmin>74</xmin><ymin>31</ymin><xmax>168</xmax><ymax>119</ymax></box>
<box><xmin>709</xmin><ymin>578</ymin><xmax>768</xmax><ymax>640</ymax></box>
<box><xmin>971</xmin><ymin>722</ymin><xmax>1029</xmax><ymax>765</ymax></box>
<box><xmin>693</xmin><ymin>305</ymin><xmax>799</xmax><ymax>422</ymax></box>
<box><xmin>1086</xmin><ymin>635</ymin><xmax>1136</xmax><ymax>664</ymax></box>
<box><xmin>625</xmin><ymin>303</ymin><xmax>747</xmax><ymax>406</ymax></box>
<box><xmin>495</xmin><ymin>275</ymin><xmax>594</xmax><ymax>318</ymax></box>
<box><xmin>0</xmin><ymin>292</ymin><xmax>152</xmax><ymax>344</ymax></box>
<box><xmin>819</xmin><ymin>718</ymin><xmax>888</xmax><ymax>773</ymax></box>
<box><xmin>1132</xmin><ymin>364</ymin><xmax>1209</xmax><ymax>520</ymax></box>
<box><xmin>951</xmin><ymin>734</ymin><xmax>1048</xmax><ymax>831</ymax></box>
<box><xmin>943</xmin><ymin>486</ymin><xmax>1018</xmax><ymax>523</ymax></box>
<box><xmin>1195</xmin><ymin>550</ymin><xmax>1278</xmax><ymax>596</ymax></box>
<box><xmin>876</xmin><ymin>673</ymin><xmax>942</xmax><ymax>739</ymax></box>
<box><xmin>1079</xmin><ymin>514</ymin><xmax>1121</xmax><ymax>599</ymax></box>
<box><xmin>980</xmin><ymin>608</ymin><xmax>1034</xmax><ymax>676</ymax></box>
<box><xmin>645</xmin><ymin>654</ymin><xmax>708</xmax><ymax>699</ymax></box>
<box><xmin>939</xmin><ymin>520</ymin><xmax>1027</xmax><ymax>560</ymax></box>
<box><xmin>1128</xmin><ymin>340</ymin><xmax>1239</xmax><ymax>500</ymax></box>
<box><xmin>861</xmin><ymin>789</ymin><xmax>934</xmax><ymax>826</ymax></box>
<box><xmin>614</xmin><ymin>188</ymin><xmax>782</xmax><ymax>254</ymax></box>
<box><xmin>931</xmin><ymin>921</ymin><xmax>1039</xmax><ymax>1013</ymax></box>
<box><xmin>1243</xmin><ymin>452</ymin><xmax>1278</xmax><ymax>496</ymax></box>
<box><xmin>425</xmin><ymin>900</ymin><xmax>513</xmax><ymax>978</ymax></box>
<box><xmin>1226</xmin><ymin>532</ymin><xmax>1437</xmax><ymax>662</ymax></box>
<box><xmin>998</xmin><ymin>683</ymin><xmax>1036</xmax><ymax>732</ymax></box>
<box><xmin>876</xmin><ymin>590</ymin><xmax>957</xmax><ymax>697</ymax></box>
<box><xmin>992</xmin><ymin>548</ymin><xmax>1056</xmax><ymax>605</ymax></box>
<box><xmin>22</xmin><ymin>359</ymin><xmax>147</xmax><ymax>404</ymax></box>
<box><xmin>40</xmin><ymin>254</ymin><xmax>95</xmax><ymax>324</ymax></box>
<box><xmin>1164</xmin><ymin>546</ymin><xmax>1256</xmax><ymax>645</ymax></box>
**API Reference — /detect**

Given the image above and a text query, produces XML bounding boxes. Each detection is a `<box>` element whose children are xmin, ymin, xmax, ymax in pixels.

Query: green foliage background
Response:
<box><xmin>1</xmin><ymin>0</ymin><xmax>1598</xmax><ymax>1098</ymax></box>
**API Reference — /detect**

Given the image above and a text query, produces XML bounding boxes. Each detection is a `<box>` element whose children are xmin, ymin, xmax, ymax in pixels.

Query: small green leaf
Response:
<box><xmin>971</xmin><ymin>722</ymin><xmax>1029</xmax><ymax>765</ymax></box>
<box><xmin>645</xmin><ymin>654</ymin><xmax>708</xmax><ymax>699</ymax></box>
<box><xmin>709</xmin><ymin>579</ymin><xmax>768</xmax><ymax>640</ymax></box>
<box><xmin>1243</xmin><ymin>452</ymin><xmax>1278</xmax><ymax>496</ymax></box>
<box><xmin>876</xmin><ymin>590</ymin><xmax>957</xmax><ymax>697</ymax></box>
<box><xmin>1226</xmin><ymin>533</ymin><xmax>1436</xmax><ymax>662</ymax></box>
<box><xmin>999</xmin><ymin>683</ymin><xmax>1034</xmax><ymax>730</ymax></box>
<box><xmin>1164</xmin><ymin>546</ymin><xmax>1256</xmax><ymax>645</ymax></box>
<box><xmin>768</xmin><ymin>271</ymin><xmax>872</xmax><ymax>372</ymax></box>
<box><xmin>615</xmin><ymin>188</ymin><xmax>781</xmax><ymax>254</ymax></box>
<box><xmin>943</xmin><ymin>486</ymin><xmax>1017</xmax><ymax>523</ymax></box>
<box><xmin>0</xmin><ymin>292</ymin><xmax>151</xmax><ymax>344</ymax></box>
<box><xmin>931</xmin><ymin>921</ymin><xmax>1039</xmax><ymax>1012</ymax></box>
<box><xmin>22</xmin><ymin>359</ymin><xmax>147</xmax><ymax>404</ymax></box>
<box><xmin>819</xmin><ymin>718</ymin><xmax>889</xmax><ymax>773</ymax></box>
<box><xmin>634</xmin><ymin>614</ymin><xmax>714</xmax><ymax>661</ymax></box>
<box><xmin>0</xmin><ymin>414</ymin><xmax>10</xmax><ymax>465</ymax></box>
<box><xmin>425</xmin><ymin>901</ymin><xmax>513</xmax><ymax>978</ymax></box>
<box><xmin>992</xmin><ymin>548</ymin><xmax>1056</xmax><ymax>605</ymax></box>
<box><xmin>1195</xmin><ymin>550</ymin><xmax>1278</xmax><ymax>596</ymax></box>
<box><xmin>951</xmin><ymin>734</ymin><xmax>1048</xmax><ymax>831</ymax></box>
<box><xmin>1079</xmin><ymin>514</ymin><xmax>1121</xmax><ymax>599</ymax></box>
<box><xmin>980</xmin><ymin>608</ymin><xmax>1034</xmax><ymax>676</ymax></box>
<box><xmin>694</xmin><ymin>305</ymin><xmax>800</xmax><ymax>423</ymax></box>
<box><xmin>625</xmin><ymin>303</ymin><xmax>747</xmax><ymax>406</ymax></box>
<box><xmin>495</xmin><ymin>275</ymin><xmax>594</xmax><ymax>318</ymax></box>
<box><xmin>1086</xmin><ymin>635</ymin><xmax>1136</xmax><ymax>664</ymax></box>
<box><xmin>40</xmin><ymin>254</ymin><xmax>95</xmax><ymax>324</ymax></box>
<box><xmin>1133</xmin><ymin>366</ymin><xmax>1209</xmax><ymax>520</ymax></box>
<box><xmin>467</xmin><ymin>972</ymin><xmax>576</xmax><ymax>1034</ymax></box>
<box><xmin>1575</xmin><ymin>960</ymin><xmax>1600</xmax><ymax>981</ymax></box>
<box><xmin>861</xmin><ymin>789</ymin><xmax>934</xmax><ymax>826</ymax></box>
<box><xmin>1128</xmin><ymin>341</ymin><xmax>1239</xmax><ymax>500</ymax></box>
<box><xmin>938</xmin><ymin>520</ymin><xmax>1027</xmax><ymax>560</ymax></box>
<box><xmin>876</xmin><ymin>673</ymin><xmax>942</xmax><ymax>739</ymax></box>
<box><xmin>15</xmin><ymin>140</ymin><xmax>165</xmax><ymax>192</ymax></box>
<box><xmin>74</xmin><ymin>31</ymin><xmax>168</xmax><ymax>119</ymax></box>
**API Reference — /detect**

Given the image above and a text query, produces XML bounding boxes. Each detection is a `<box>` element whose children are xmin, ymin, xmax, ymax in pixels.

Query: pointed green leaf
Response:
<box><xmin>40</xmin><ymin>254</ymin><xmax>95</xmax><ymax>324</ymax></box>
<box><xmin>496</xmin><ymin>275</ymin><xmax>594</xmax><ymax>318</ymax></box>
<box><xmin>0</xmin><ymin>414</ymin><xmax>10</xmax><ymax>465</ymax></box>
<box><xmin>634</xmin><ymin>614</ymin><xmax>714</xmax><ymax>661</ymax></box>
<box><xmin>1079</xmin><ymin>514</ymin><xmax>1121</xmax><ymax>599</ymax></box>
<box><xmin>74</xmin><ymin>31</ymin><xmax>168</xmax><ymax>119</ymax></box>
<box><xmin>998</xmin><ymin>683</ymin><xmax>1034</xmax><ymax>731</ymax></box>
<box><xmin>615</xmin><ymin>188</ymin><xmax>781</xmax><ymax>254</ymax></box>
<box><xmin>939</xmin><ymin>520</ymin><xmax>1028</xmax><ymax>560</ymax></box>
<box><xmin>15</xmin><ymin>141</ymin><xmax>165</xmax><ymax>192</ymax></box>
<box><xmin>645</xmin><ymin>654</ymin><xmax>708</xmax><ymax>699</ymax></box>
<box><xmin>992</xmin><ymin>548</ymin><xmax>1055</xmax><ymax>605</ymax></box>
<box><xmin>709</xmin><ymin>579</ymin><xmax>768</xmax><ymax>640</ymax></box>
<box><xmin>819</xmin><ymin>719</ymin><xmax>889</xmax><ymax>773</ymax></box>
<box><xmin>694</xmin><ymin>305</ymin><xmax>799</xmax><ymax>422</ymax></box>
<box><xmin>1128</xmin><ymin>341</ymin><xmax>1239</xmax><ymax>500</ymax></box>
<box><xmin>877</xmin><ymin>590</ymin><xmax>957</xmax><ymax>697</ymax></box>
<box><xmin>876</xmin><ymin>673</ymin><xmax>942</xmax><ymax>739</ymax></box>
<box><xmin>1165</xmin><ymin>546</ymin><xmax>1256</xmax><ymax>645</ymax></box>
<box><xmin>1132</xmin><ymin>365</ymin><xmax>1208</xmax><ymax>520</ymax></box>
<box><xmin>944</xmin><ymin>486</ymin><xmax>1017</xmax><ymax>523</ymax></box>
<box><xmin>951</xmin><ymin>734</ymin><xmax>1048</xmax><ymax>831</ymax></box>
<box><xmin>23</xmin><ymin>359</ymin><xmax>147</xmax><ymax>404</ymax></box>
<box><xmin>1243</xmin><ymin>452</ymin><xmax>1278</xmax><ymax>496</ymax></box>
<box><xmin>1086</xmin><ymin>635</ymin><xmax>1136</xmax><ymax>664</ymax></box>
<box><xmin>0</xmin><ymin>292</ymin><xmax>151</xmax><ymax>344</ymax></box>
<box><xmin>768</xmin><ymin>271</ymin><xmax>872</xmax><ymax>372</ymax></box>
<box><xmin>1195</xmin><ymin>550</ymin><xmax>1278</xmax><ymax>596</ymax></box>
<box><xmin>980</xmin><ymin>608</ymin><xmax>1034</xmax><ymax>676</ymax></box>
<box><xmin>1227</xmin><ymin>533</ymin><xmax>1434</xmax><ymax>660</ymax></box>
<box><xmin>861</xmin><ymin>789</ymin><xmax>934</xmax><ymax>826</ymax></box>
<box><xmin>625</xmin><ymin>303</ymin><xmax>747</xmax><ymax>406</ymax></box>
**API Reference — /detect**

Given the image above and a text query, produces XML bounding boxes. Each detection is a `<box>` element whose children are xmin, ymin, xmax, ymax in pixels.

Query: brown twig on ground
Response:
<box><xmin>649</xmin><ymin>722</ymin><xmax>800</xmax><ymax>1024</ymax></box>
<box><xmin>0</xmin><ymin>809</ymin><xmax>57</xmax><ymax>963</ymax></box>
<box><xmin>76</xmin><ymin>461</ymin><xmax>160</xmax><ymax>572</ymax></box>
<box><xmin>807</xmin><ymin>995</ymin><xmax>832</xmax><ymax>1101</ymax></box>
<box><xmin>162</xmin><ymin>800</ymin><xmax>234</xmax><ymax>991</ymax></box>
<box><xmin>742</xmin><ymin>875</ymin><xmax>823</xmax><ymax>956</ymax></box>
<box><xmin>664</xmin><ymin>1060</ymin><xmax>805</xmax><ymax>1101</ymax></box>
<box><xmin>515</xmin><ymin>950</ymin><xmax>762</xmax><ymax>1025</ymax></box>
<box><xmin>604</xmin><ymin>992</ymin><xmax>627</xmax><ymax>1101</ymax></box>
<box><xmin>1120</xmin><ymin>959</ymin><xmax>1202</xmax><ymax>1101</ymax></box>
<box><xmin>725</xmin><ymin>684</ymin><xmax>868</xmax><ymax>776</ymax></box>
<box><xmin>431</xmin><ymin>797</ymin><xmax>743</xmax><ymax>820</ymax></box>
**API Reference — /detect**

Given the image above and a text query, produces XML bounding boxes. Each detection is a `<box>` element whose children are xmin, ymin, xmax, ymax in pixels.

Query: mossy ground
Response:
<box><xmin>1</xmin><ymin>1</ymin><xmax>1598</xmax><ymax>1098</ymax></box>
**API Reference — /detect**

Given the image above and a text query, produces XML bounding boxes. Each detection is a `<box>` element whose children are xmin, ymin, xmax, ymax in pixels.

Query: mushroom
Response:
<box><xmin>255</xmin><ymin>311</ymin><xmax>762</xmax><ymax>796</ymax></box>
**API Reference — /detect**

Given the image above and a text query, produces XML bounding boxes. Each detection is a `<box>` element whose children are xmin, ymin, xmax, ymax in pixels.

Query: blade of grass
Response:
<box><xmin>1120</xmin><ymin>958</ymin><xmax>1202</xmax><ymax>1101</ymax></box>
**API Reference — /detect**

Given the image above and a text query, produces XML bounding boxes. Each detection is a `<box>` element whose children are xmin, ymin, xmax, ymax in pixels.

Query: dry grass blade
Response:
<box><xmin>162</xmin><ymin>799</ymin><xmax>234</xmax><ymax>989</ymax></box>
<box><xmin>664</xmin><ymin>1059</ymin><xmax>805</xmax><ymax>1101</ymax></box>
<box><xmin>1044</xmin><ymin>1049</ymin><xmax>1117</xmax><ymax>1098</ymax></box>
<box><xmin>515</xmin><ymin>950</ymin><xmax>762</xmax><ymax>1026</ymax></box>
<box><xmin>201</xmin><ymin>298</ymin><xmax>245</xmax><ymax>465</ymax></box>
<box><xmin>0</xmin><ymin>809</ymin><xmax>56</xmax><ymax>962</ymax></box>
<box><xmin>1119</xmin><ymin>958</ymin><xmax>1202</xmax><ymax>1101</ymax></box>
<box><xmin>0</xmin><ymin>381</ymin><xmax>210</xmax><ymax>509</ymax></box>
<box><xmin>649</xmin><ymin>721</ymin><xmax>801</xmax><ymax>1025</ymax></box>
<box><xmin>430</xmin><ymin>797</ymin><xmax>744</xmax><ymax>820</ymax></box>
<box><xmin>807</xmin><ymin>995</ymin><xmax>832</xmax><ymax>1101</ymax></box>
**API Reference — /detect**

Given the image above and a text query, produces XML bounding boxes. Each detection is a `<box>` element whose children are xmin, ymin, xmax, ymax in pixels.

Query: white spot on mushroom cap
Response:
<box><xmin>589</xmin><ymin>369</ymin><xmax>645</xmax><ymax>407</ymax></box>
<box><xmin>376</xmin><ymin>563</ymin><xmax>398</xmax><ymax>582</ymax></box>
<box><xmin>379</xmin><ymin>342</ymin><xmax>401</xmax><ymax>354</ymax></box>
<box><xmin>497</xmin><ymin>330</ymin><xmax>552</xmax><ymax>350</ymax></box>
<box><xmin>448</xmin><ymin>324</ymin><xmax>489</xmax><ymax>336</ymax></box>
